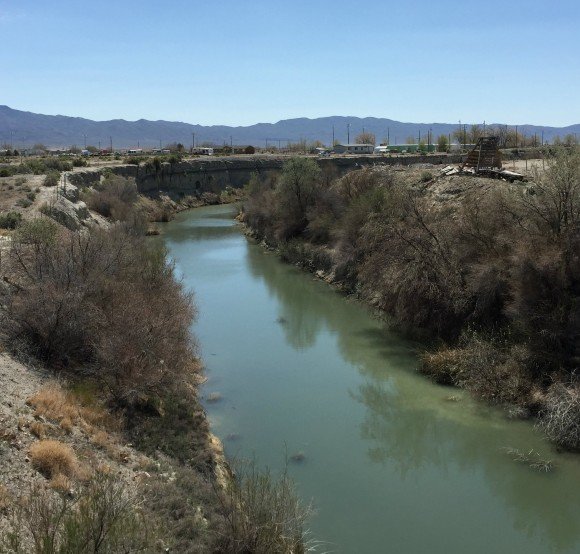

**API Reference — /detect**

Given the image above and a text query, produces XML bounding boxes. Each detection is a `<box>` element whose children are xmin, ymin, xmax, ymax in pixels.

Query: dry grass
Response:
<box><xmin>49</xmin><ymin>473</ymin><xmax>73</xmax><ymax>493</ymax></box>
<box><xmin>27</xmin><ymin>383</ymin><xmax>117</xmax><ymax>435</ymax></box>
<box><xmin>28</xmin><ymin>420</ymin><xmax>49</xmax><ymax>439</ymax></box>
<box><xmin>29</xmin><ymin>439</ymin><xmax>78</xmax><ymax>479</ymax></box>
<box><xmin>539</xmin><ymin>383</ymin><xmax>580</xmax><ymax>450</ymax></box>
<box><xmin>420</xmin><ymin>348</ymin><xmax>464</xmax><ymax>385</ymax></box>
<box><xmin>0</xmin><ymin>484</ymin><xmax>12</xmax><ymax>512</ymax></box>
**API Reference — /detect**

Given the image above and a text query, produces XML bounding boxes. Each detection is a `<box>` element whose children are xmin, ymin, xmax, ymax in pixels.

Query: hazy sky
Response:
<box><xmin>2</xmin><ymin>0</ymin><xmax>579</xmax><ymax>126</ymax></box>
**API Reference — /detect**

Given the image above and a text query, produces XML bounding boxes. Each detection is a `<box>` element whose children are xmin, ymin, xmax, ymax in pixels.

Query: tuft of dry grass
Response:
<box><xmin>539</xmin><ymin>383</ymin><xmax>580</xmax><ymax>450</ymax></box>
<box><xmin>0</xmin><ymin>484</ymin><xmax>12</xmax><ymax>512</ymax></box>
<box><xmin>49</xmin><ymin>473</ymin><xmax>73</xmax><ymax>493</ymax></box>
<box><xmin>29</xmin><ymin>439</ymin><xmax>78</xmax><ymax>479</ymax></box>
<box><xmin>420</xmin><ymin>347</ymin><xmax>464</xmax><ymax>385</ymax></box>
<box><xmin>29</xmin><ymin>420</ymin><xmax>49</xmax><ymax>439</ymax></box>
<box><xmin>27</xmin><ymin>383</ymin><xmax>118</xmax><ymax>436</ymax></box>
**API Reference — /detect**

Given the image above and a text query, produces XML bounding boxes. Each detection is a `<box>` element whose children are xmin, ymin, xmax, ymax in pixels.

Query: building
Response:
<box><xmin>332</xmin><ymin>143</ymin><xmax>374</xmax><ymax>155</ymax></box>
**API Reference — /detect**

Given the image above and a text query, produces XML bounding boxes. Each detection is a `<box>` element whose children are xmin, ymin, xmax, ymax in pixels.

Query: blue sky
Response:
<box><xmin>1</xmin><ymin>0</ymin><xmax>579</xmax><ymax>126</ymax></box>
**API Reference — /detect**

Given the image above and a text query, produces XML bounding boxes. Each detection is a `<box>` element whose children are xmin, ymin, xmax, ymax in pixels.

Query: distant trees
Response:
<box><xmin>355</xmin><ymin>132</ymin><xmax>376</xmax><ymax>145</ymax></box>
<box><xmin>437</xmin><ymin>134</ymin><xmax>449</xmax><ymax>152</ymax></box>
<box><xmin>553</xmin><ymin>134</ymin><xmax>578</xmax><ymax>147</ymax></box>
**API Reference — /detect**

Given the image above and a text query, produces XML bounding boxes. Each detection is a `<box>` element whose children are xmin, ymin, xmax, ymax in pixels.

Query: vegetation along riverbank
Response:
<box><xmin>241</xmin><ymin>148</ymin><xmax>580</xmax><ymax>451</ymax></box>
<box><xmin>0</xmin><ymin>160</ymin><xmax>310</xmax><ymax>552</ymax></box>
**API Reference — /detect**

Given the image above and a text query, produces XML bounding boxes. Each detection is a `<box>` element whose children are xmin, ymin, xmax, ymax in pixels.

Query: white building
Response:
<box><xmin>333</xmin><ymin>143</ymin><xmax>374</xmax><ymax>155</ymax></box>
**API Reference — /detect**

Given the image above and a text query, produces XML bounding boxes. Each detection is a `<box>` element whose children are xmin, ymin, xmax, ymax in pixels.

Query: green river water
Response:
<box><xmin>162</xmin><ymin>204</ymin><xmax>580</xmax><ymax>554</ymax></box>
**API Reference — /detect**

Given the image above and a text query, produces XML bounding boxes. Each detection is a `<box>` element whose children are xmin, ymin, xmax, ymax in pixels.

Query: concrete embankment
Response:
<box><xmin>67</xmin><ymin>154</ymin><xmax>464</xmax><ymax>199</ymax></box>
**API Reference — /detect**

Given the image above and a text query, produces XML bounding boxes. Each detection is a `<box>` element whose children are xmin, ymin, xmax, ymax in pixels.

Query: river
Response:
<box><xmin>161</xmin><ymin>204</ymin><xmax>580</xmax><ymax>554</ymax></box>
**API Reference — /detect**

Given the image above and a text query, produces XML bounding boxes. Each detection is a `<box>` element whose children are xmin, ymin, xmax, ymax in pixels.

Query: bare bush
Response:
<box><xmin>83</xmin><ymin>175</ymin><xmax>139</xmax><ymax>221</ymax></box>
<box><xmin>539</xmin><ymin>382</ymin><xmax>580</xmax><ymax>450</ymax></box>
<box><xmin>2</xmin><ymin>473</ymin><xmax>154</xmax><ymax>553</ymax></box>
<box><xmin>6</xmin><ymin>221</ymin><xmax>197</xmax><ymax>407</ymax></box>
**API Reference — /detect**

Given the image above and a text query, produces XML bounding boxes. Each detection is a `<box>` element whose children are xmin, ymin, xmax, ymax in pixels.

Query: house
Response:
<box><xmin>332</xmin><ymin>143</ymin><xmax>374</xmax><ymax>155</ymax></box>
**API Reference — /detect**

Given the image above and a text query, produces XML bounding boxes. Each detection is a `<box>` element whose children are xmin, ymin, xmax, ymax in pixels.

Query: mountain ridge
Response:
<box><xmin>1</xmin><ymin>105</ymin><xmax>578</xmax><ymax>149</ymax></box>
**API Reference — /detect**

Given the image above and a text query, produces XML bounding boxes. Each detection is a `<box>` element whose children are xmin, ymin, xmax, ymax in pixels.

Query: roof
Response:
<box><xmin>336</xmin><ymin>143</ymin><xmax>374</xmax><ymax>147</ymax></box>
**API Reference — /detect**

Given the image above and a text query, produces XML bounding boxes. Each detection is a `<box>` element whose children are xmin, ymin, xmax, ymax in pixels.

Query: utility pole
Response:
<box><xmin>387</xmin><ymin>127</ymin><xmax>390</xmax><ymax>145</ymax></box>
<box><xmin>515</xmin><ymin>126</ymin><xmax>518</xmax><ymax>149</ymax></box>
<box><xmin>230</xmin><ymin>135</ymin><xmax>233</xmax><ymax>154</ymax></box>
<box><xmin>347</xmin><ymin>123</ymin><xmax>350</xmax><ymax>144</ymax></box>
<box><xmin>192</xmin><ymin>132</ymin><xmax>195</xmax><ymax>150</ymax></box>
<box><xmin>109</xmin><ymin>136</ymin><xmax>113</xmax><ymax>154</ymax></box>
<box><xmin>83</xmin><ymin>134</ymin><xmax>87</xmax><ymax>149</ymax></box>
<box><xmin>332</xmin><ymin>125</ymin><xmax>335</xmax><ymax>146</ymax></box>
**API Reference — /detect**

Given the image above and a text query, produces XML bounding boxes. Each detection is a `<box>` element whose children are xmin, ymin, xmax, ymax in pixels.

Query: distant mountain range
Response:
<box><xmin>1</xmin><ymin>105</ymin><xmax>579</xmax><ymax>149</ymax></box>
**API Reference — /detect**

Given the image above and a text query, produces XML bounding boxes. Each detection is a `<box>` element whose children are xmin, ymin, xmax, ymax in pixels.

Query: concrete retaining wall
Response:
<box><xmin>67</xmin><ymin>154</ymin><xmax>465</xmax><ymax>198</ymax></box>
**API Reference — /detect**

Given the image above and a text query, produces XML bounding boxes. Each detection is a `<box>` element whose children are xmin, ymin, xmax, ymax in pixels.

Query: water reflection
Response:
<box><xmin>244</xmin><ymin>233</ymin><xmax>580</xmax><ymax>552</ymax></box>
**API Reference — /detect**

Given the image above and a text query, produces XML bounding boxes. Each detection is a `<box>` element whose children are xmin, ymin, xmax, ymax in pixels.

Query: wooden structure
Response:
<box><xmin>463</xmin><ymin>136</ymin><xmax>502</xmax><ymax>171</ymax></box>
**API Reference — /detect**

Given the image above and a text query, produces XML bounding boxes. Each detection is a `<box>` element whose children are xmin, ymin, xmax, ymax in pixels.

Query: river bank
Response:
<box><xmin>241</xmin><ymin>153</ymin><xmax>580</xmax><ymax>452</ymax></box>
<box><xmin>0</xmin><ymin>184</ymin><xmax>309</xmax><ymax>551</ymax></box>
<box><xmin>162</xmin><ymin>204</ymin><xmax>580</xmax><ymax>554</ymax></box>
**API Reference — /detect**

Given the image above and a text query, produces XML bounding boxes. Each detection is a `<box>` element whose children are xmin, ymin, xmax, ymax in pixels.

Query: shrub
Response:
<box><xmin>2</xmin><ymin>473</ymin><xmax>154</xmax><ymax>553</ymax></box>
<box><xmin>83</xmin><ymin>175</ymin><xmax>139</xmax><ymax>220</ymax></box>
<box><xmin>420</xmin><ymin>347</ymin><xmax>464</xmax><ymax>385</ymax></box>
<box><xmin>16</xmin><ymin>198</ymin><xmax>32</xmax><ymax>208</ymax></box>
<box><xmin>274</xmin><ymin>157</ymin><xmax>322</xmax><ymax>240</ymax></box>
<box><xmin>0</xmin><ymin>211</ymin><xmax>22</xmax><ymax>229</ymax></box>
<box><xmin>220</xmin><ymin>462</ymin><xmax>312</xmax><ymax>554</ymax></box>
<box><xmin>43</xmin><ymin>170</ymin><xmax>60</xmax><ymax>187</ymax></box>
<box><xmin>29</xmin><ymin>439</ymin><xmax>78</xmax><ymax>478</ymax></box>
<box><xmin>539</xmin><ymin>383</ymin><xmax>580</xmax><ymax>450</ymax></box>
<box><xmin>0</xmin><ymin>167</ymin><xmax>15</xmax><ymax>177</ymax></box>
<box><xmin>422</xmin><ymin>333</ymin><xmax>532</xmax><ymax>406</ymax></box>
<box><xmin>7</xmin><ymin>224</ymin><xmax>197</xmax><ymax>408</ymax></box>
<box><xmin>124</xmin><ymin>156</ymin><xmax>141</xmax><ymax>165</ymax></box>
<box><xmin>71</xmin><ymin>156</ymin><xmax>88</xmax><ymax>167</ymax></box>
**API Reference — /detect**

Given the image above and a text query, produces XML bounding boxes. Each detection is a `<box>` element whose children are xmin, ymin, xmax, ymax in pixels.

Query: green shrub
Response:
<box><xmin>72</xmin><ymin>157</ymin><xmax>88</xmax><ymax>167</ymax></box>
<box><xmin>0</xmin><ymin>211</ymin><xmax>22</xmax><ymax>229</ymax></box>
<box><xmin>0</xmin><ymin>167</ymin><xmax>16</xmax><ymax>177</ymax></box>
<box><xmin>15</xmin><ymin>198</ymin><xmax>32</xmax><ymax>208</ymax></box>
<box><xmin>43</xmin><ymin>170</ymin><xmax>61</xmax><ymax>187</ymax></box>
